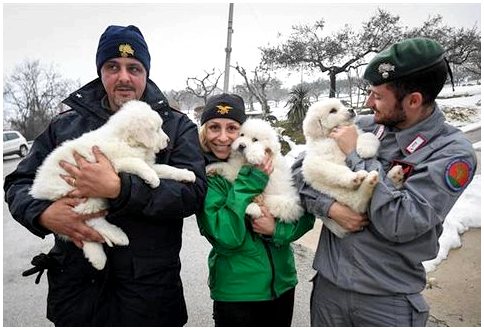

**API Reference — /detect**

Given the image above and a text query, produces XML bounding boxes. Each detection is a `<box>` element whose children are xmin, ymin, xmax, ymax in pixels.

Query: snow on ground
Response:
<box><xmin>423</xmin><ymin>173</ymin><xmax>481</xmax><ymax>273</ymax></box>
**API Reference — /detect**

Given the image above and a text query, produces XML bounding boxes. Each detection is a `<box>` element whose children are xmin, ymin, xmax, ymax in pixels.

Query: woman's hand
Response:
<box><xmin>252</xmin><ymin>205</ymin><xmax>276</xmax><ymax>236</ymax></box>
<box><xmin>255</xmin><ymin>153</ymin><xmax>274</xmax><ymax>176</ymax></box>
<box><xmin>60</xmin><ymin>146</ymin><xmax>121</xmax><ymax>199</ymax></box>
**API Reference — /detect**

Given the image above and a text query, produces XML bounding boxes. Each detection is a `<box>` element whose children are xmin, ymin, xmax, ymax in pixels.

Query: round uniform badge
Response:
<box><xmin>444</xmin><ymin>159</ymin><xmax>473</xmax><ymax>192</ymax></box>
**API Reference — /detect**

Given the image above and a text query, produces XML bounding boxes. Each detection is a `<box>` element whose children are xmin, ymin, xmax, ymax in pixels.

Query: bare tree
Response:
<box><xmin>261</xmin><ymin>9</ymin><xmax>402</xmax><ymax>98</ymax></box>
<box><xmin>232</xmin><ymin>84</ymin><xmax>255</xmax><ymax>111</ymax></box>
<box><xmin>265</xmin><ymin>78</ymin><xmax>287</xmax><ymax>107</ymax></box>
<box><xmin>233</xmin><ymin>63</ymin><xmax>273</xmax><ymax>117</ymax></box>
<box><xmin>261</xmin><ymin>9</ymin><xmax>480</xmax><ymax>98</ymax></box>
<box><xmin>404</xmin><ymin>15</ymin><xmax>481</xmax><ymax>77</ymax></box>
<box><xmin>164</xmin><ymin>89</ymin><xmax>201</xmax><ymax>112</ymax></box>
<box><xmin>185</xmin><ymin>68</ymin><xmax>223</xmax><ymax>105</ymax></box>
<box><xmin>3</xmin><ymin>59</ymin><xmax>79</xmax><ymax>140</ymax></box>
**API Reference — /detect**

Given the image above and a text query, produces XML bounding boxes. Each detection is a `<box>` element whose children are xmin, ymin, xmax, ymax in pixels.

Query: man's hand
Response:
<box><xmin>60</xmin><ymin>146</ymin><xmax>121</xmax><ymax>199</ymax></box>
<box><xmin>39</xmin><ymin>197</ymin><xmax>106</xmax><ymax>248</ymax></box>
<box><xmin>328</xmin><ymin>201</ymin><xmax>369</xmax><ymax>232</ymax></box>
<box><xmin>329</xmin><ymin>125</ymin><xmax>358</xmax><ymax>156</ymax></box>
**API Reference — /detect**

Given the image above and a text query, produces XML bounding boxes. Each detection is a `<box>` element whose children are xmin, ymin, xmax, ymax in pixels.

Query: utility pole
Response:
<box><xmin>223</xmin><ymin>3</ymin><xmax>234</xmax><ymax>93</ymax></box>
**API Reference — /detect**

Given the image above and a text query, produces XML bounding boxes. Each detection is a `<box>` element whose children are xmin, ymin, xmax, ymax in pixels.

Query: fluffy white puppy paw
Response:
<box><xmin>246</xmin><ymin>202</ymin><xmax>263</xmax><ymax>218</ymax></box>
<box><xmin>206</xmin><ymin>164</ymin><xmax>222</xmax><ymax>176</ymax></box>
<box><xmin>365</xmin><ymin>170</ymin><xmax>379</xmax><ymax>186</ymax></box>
<box><xmin>99</xmin><ymin>227</ymin><xmax>129</xmax><ymax>247</ymax></box>
<box><xmin>387</xmin><ymin>165</ymin><xmax>404</xmax><ymax>189</ymax></box>
<box><xmin>356</xmin><ymin>132</ymin><xmax>380</xmax><ymax>159</ymax></box>
<box><xmin>177</xmin><ymin>169</ymin><xmax>196</xmax><ymax>182</ymax></box>
<box><xmin>83</xmin><ymin>242</ymin><xmax>107</xmax><ymax>270</ymax></box>
<box><xmin>351</xmin><ymin>170</ymin><xmax>368</xmax><ymax>188</ymax></box>
<box><xmin>145</xmin><ymin>174</ymin><xmax>160</xmax><ymax>188</ymax></box>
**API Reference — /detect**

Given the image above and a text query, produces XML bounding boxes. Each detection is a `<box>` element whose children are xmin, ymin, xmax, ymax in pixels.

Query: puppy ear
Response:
<box><xmin>129</xmin><ymin>123</ymin><xmax>159</xmax><ymax>149</ymax></box>
<box><xmin>303</xmin><ymin>106</ymin><xmax>321</xmax><ymax>140</ymax></box>
<box><xmin>115</xmin><ymin>105</ymin><xmax>162</xmax><ymax>150</ymax></box>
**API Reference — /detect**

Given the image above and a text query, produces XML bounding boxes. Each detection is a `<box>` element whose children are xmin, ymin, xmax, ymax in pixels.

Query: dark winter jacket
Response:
<box><xmin>4</xmin><ymin>78</ymin><xmax>207</xmax><ymax>326</ymax></box>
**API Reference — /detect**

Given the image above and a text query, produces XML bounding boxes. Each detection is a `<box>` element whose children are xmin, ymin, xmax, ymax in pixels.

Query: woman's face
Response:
<box><xmin>205</xmin><ymin>118</ymin><xmax>241</xmax><ymax>160</ymax></box>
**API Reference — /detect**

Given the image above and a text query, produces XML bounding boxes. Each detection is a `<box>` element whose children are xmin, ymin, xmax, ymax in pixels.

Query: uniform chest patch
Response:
<box><xmin>391</xmin><ymin>160</ymin><xmax>414</xmax><ymax>181</ymax></box>
<box><xmin>405</xmin><ymin>134</ymin><xmax>427</xmax><ymax>154</ymax></box>
<box><xmin>445</xmin><ymin>159</ymin><xmax>473</xmax><ymax>192</ymax></box>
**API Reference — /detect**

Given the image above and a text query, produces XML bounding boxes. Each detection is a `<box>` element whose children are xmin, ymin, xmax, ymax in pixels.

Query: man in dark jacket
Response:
<box><xmin>4</xmin><ymin>25</ymin><xmax>207</xmax><ymax>326</ymax></box>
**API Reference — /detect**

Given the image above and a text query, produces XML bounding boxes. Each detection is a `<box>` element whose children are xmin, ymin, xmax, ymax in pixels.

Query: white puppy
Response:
<box><xmin>30</xmin><ymin>100</ymin><xmax>196</xmax><ymax>269</ymax></box>
<box><xmin>206</xmin><ymin>118</ymin><xmax>304</xmax><ymax>223</ymax></box>
<box><xmin>302</xmin><ymin>99</ymin><xmax>382</xmax><ymax>238</ymax></box>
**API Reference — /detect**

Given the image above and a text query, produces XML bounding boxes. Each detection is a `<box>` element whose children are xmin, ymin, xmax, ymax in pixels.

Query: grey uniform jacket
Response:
<box><xmin>293</xmin><ymin>105</ymin><xmax>476</xmax><ymax>296</ymax></box>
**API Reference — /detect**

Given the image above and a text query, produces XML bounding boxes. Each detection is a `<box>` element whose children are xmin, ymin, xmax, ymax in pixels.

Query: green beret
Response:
<box><xmin>363</xmin><ymin>37</ymin><xmax>445</xmax><ymax>86</ymax></box>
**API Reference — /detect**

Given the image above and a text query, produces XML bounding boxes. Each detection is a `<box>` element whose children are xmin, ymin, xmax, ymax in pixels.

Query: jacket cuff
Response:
<box><xmin>272</xmin><ymin>222</ymin><xmax>285</xmax><ymax>247</ymax></box>
<box><xmin>30</xmin><ymin>202</ymin><xmax>54</xmax><ymax>238</ymax></box>
<box><xmin>108</xmin><ymin>172</ymin><xmax>132</xmax><ymax>211</ymax></box>
<box><xmin>305</xmin><ymin>193</ymin><xmax>335</xmax><ymax>218</ymax></box>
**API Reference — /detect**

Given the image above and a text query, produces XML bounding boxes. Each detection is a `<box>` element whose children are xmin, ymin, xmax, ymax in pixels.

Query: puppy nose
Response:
<box><xmin>348</xmin><ymin>108</ymin><xmax>356</xmax><ymax>117</ymax></box>
<box><xmin>237</xmin><ymin>143</ymin><xmax>246</xmax><ymax>152</ymax></box>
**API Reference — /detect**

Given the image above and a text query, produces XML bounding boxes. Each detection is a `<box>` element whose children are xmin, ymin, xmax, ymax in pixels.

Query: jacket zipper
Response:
<box><xmin>262</xmin><ymin>240</ymin><xmax>276</xmax><ymax>299</ymax></box>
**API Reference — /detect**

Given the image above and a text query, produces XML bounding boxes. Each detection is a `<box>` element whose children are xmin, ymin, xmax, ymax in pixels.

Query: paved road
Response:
<box><xmin>2</xmin><ymin>156</ymin><xmax>315</xmax><ymax>327</ymax></box>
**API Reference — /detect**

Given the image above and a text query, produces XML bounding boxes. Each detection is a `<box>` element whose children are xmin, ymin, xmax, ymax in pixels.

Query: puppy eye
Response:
<box><xmin>240</xmin><ymin>133</ymin><xmax>244</xmax><ymax>137</ymax></box>
<box><xmin>252</xmin><ymin>138</ymin><xmax>258</xmax><ymax>142</ymax></box>
<box><xmin>330</xmin><ymin>108</ymin><xmax>337</xmax><ymax>114</ymax></box>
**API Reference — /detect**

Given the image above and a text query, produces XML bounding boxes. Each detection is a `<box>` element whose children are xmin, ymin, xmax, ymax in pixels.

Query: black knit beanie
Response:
<box><xmin>201</xmin><ymin>93</ymin><xmax>247</xmax><ymax>125</ymax></box>
<box><xmin>96</xmin><ymin>25</ymin><xmax>151</xmax><ymax>76</ymax></box>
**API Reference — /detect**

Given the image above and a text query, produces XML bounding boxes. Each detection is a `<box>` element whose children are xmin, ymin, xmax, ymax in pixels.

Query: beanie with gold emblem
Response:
<box><xmin>364</xmin><ymin>37</ymin><xmax>445</xmax><ymax>86</ymax></box>
<box><xmin>96</xmin><ymin>25</ymin><xmax>151</xmax><ymax>77</ymax></box>
<box><xmin>201</xmin><ymin>93</ymin><xmax>247</xmax><ymax>125</ymax></box>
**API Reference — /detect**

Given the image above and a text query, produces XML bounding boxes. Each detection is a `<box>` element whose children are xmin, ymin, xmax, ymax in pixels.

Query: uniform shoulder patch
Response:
<box><xmin>444</xmin><ymin>158</ymin><xmax>473</xmax><ymax>192</ymax></box>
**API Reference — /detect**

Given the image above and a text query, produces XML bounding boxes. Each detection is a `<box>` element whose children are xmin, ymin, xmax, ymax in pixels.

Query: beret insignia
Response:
<box><xmin>378</xmin><ymin>63</ymin><xmax>395</xmax><ymax>79</ymax></box>
<box><xmin>216</xmin><ymin>104</ymin><xmax>232</xmax><ymax>115</ymax></box>
<box><xmin>444</xmin><ymin>159</ymin><xmax>473</xmax><ymax>192</ymax></box>
<box><xmin>119</xmin><ymin>43</ymin><xmax>135</xmax><ymax>57</ymax></box>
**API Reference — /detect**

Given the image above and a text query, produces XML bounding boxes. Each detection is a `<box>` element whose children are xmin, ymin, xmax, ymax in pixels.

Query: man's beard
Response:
<box><xmin>113</xmin><ymin>95</ymin><xmax>137</xmax><ymax>110</ymax></box>
<box><xmin>374</xmin><ymin>102</ymin><xmax>406</xmax><ymax>127</ymax></box>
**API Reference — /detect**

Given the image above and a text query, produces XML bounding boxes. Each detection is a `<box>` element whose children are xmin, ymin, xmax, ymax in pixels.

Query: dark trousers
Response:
<box><xmin>213</xmin><ymin>288</ymin><xmax>295</xmax><ymax>327</ymax></box>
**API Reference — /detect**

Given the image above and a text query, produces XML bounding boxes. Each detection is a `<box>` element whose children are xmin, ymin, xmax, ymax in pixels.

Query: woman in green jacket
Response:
<box><xmin>196</xmin><ymin>93</ymin><xmax>315</xmax><ymax>326</ymax></box>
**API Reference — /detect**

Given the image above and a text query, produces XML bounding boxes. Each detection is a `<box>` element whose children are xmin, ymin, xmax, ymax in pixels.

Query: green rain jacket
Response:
<box><xmin>197</xmin><ymin>164</ymin><xmax>315</xmax><ymax>302</ymax></box>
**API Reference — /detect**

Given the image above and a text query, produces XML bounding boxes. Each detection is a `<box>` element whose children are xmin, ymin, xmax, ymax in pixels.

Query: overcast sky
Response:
<box><xmin>3</xmin><ymin>2</ymin><xmax>481</xmax><ymax>92</ymax></box>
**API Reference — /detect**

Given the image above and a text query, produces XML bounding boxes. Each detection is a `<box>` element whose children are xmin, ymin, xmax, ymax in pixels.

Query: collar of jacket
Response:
<box><xmin>62</xmin><ymin>78</ymin><xmax>173</xmax><ymax>122</ymax></box>
<box><xmin>203</xmin><ymin>151</ymin><xmax>228</xmax><ymax>165</ymax></box>
<box><xmin>394</xmin><ymin>104</ymin><xmax>446</xmax><ymax>155</ymax></box>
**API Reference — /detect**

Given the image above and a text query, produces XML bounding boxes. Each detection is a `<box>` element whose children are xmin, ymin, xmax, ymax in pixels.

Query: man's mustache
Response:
<box><xmin>114</xmin><ymin>85</ymin><xmax>135</xmax><ymax>91</ymax></box>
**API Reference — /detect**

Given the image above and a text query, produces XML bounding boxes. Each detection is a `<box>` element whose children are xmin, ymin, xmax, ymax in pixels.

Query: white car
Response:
<box><xmin>3</xmin><ymin>130</ymin><xmax>29</xmax><ymax>157</ymax></box>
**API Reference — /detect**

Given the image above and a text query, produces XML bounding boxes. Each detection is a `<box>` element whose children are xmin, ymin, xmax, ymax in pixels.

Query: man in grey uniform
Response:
<box><xmin>292</xmin><ymin>37</ymin><xmax>477</xmax><ymax>326</ymax></box>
